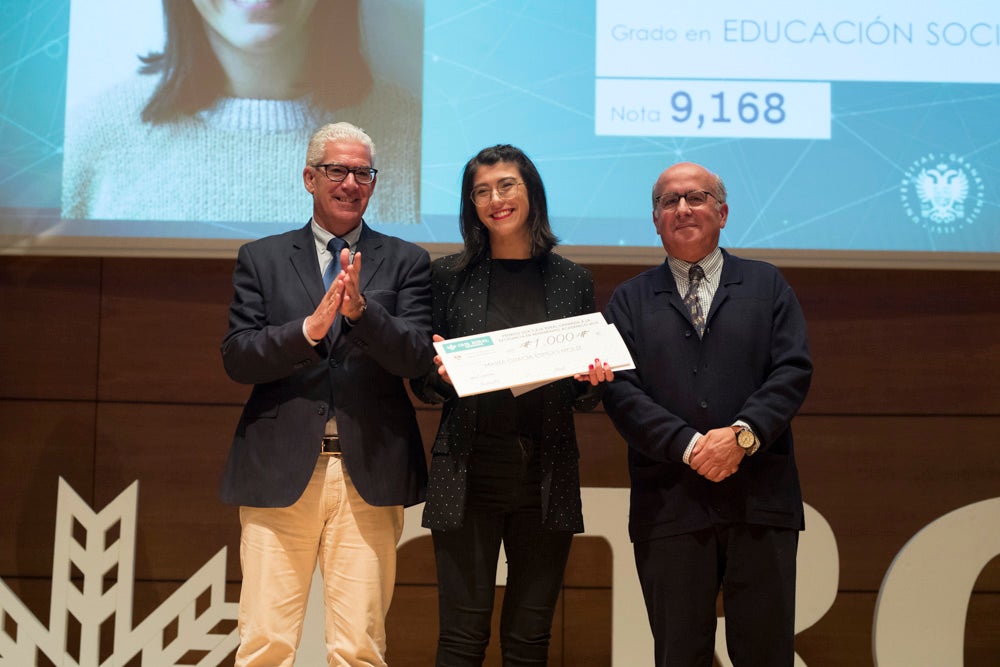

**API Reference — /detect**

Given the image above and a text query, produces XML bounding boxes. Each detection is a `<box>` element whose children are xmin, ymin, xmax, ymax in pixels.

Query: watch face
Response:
<box><xmin>737</xmin><ymin>429</ymin><xmax>756</xmax><ymax>449</ymax></box>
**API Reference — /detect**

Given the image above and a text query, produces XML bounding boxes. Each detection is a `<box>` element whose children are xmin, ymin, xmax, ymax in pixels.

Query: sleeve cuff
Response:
<box><xmin>682</xmin><ymin>432</ymin><xmax>702</xmax><ymax>466</ymax></box>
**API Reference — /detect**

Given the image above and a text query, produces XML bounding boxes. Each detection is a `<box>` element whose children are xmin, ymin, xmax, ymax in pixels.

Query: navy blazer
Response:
<box><xmin>412</xmin><ymin>252</ymin><xmax>601</xmax><ymax>532</ymax></box>
<box><xmin>602</xmin><ymin>250</ymin><xmax>812</xmax><ymax>543</ymax></box>
<box><xmin>220</xmin><ymin>222</ymin><xmax>433</xmax><ymax>508</ymax></box>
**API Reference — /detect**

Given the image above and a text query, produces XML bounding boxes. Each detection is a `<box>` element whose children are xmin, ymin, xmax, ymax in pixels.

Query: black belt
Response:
<box><xmin>321</xmin><ymin>435</ymin><xmax>341</xmax><ymax>454</ymax></box>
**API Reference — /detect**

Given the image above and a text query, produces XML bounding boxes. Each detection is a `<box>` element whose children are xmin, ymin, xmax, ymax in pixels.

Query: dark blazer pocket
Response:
<box><xmin>247</xmin><ymin>399</ymin><xmax>279</xmax><ymax>420</ymax></box>
<box><xmin>365</xmin><ymin>289</ymin><xmax>397</xmax><ymax>314</ymax></box>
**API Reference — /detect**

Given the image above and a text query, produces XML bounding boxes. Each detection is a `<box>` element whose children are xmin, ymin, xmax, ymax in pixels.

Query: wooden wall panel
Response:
<box><xmin>0</xmin><ymin>579</ymin><xmax>58</xmax><ymax>650</ymax></box>
<box><xmin>794</xmin><ymin>415</ymin><xmax>1000</xmax><ymax>590</ymax></box>
<box><xmin>591</xmin><ymin>264</ymin><xmax>1000</xmax><ymax>416</ymax></box>
<box><xmin>560</xmin><ymin>588</ymin><xmax>613</xmax><ymax>667</ymax></box>
<box><xmin>573</xmin><ymin>412</ymin><xmax>631</xmax><ymax>489</ymax></box>
<box><xmin>795</xmin><ymin>590</ymin><xmax>1000</xmax><ymax>667</ymax></box>
<box><xmin>562</xmin><ymin>536</ymin><xmax>613</xmax><ymax>588</ymax></box>
<box><xmin>397</xmin><ymin>535</ymin><xmax>436</xmax><ymax>585</ymax></box>
<box><xmin>796</xmin><ymin>592</ymin><xmax>879</xmax><ymax>666</ymax></box>
<box><xmin>0</xmin><ymin>256</ymin><xmax>100</xmax><ymax>400</ymax></box>
<box><xmin>0</xmin><ymin>400</ymin><xmax>95</xmax><ymax>577</ymax></box>
<box><xmin>385</xmin><ymin>586</ymin><xmax>439</xmax><ymax>666</ymax></box>
<box><xmin>93</xmin><ymin>402</ymin><xmax>243</xmax><ymax>581</ymax></box>
<box><xmin>965</xmin><ymin>589</ymin><xmax>1000</xmax><ymax>666</ymax></box>
<box><xmin>2</xmin><ymin>255</ymin><xmax>999</xmax><ymax>664</ymax></box>
<box><xmin>97</xmin><ymin>258</ymin><xmax>244</xmax><ymax>405</ymax></box>
<box><xmin>780</xmin><ymin>267</ymin><xmax>999</xmax><ymax>415</ymax></box>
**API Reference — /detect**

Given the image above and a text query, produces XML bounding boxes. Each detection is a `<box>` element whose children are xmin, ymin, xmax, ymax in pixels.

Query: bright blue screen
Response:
<box><xmin>1</xmin><ymin>1</ymin><xmax>997</xmax><ymax>262</ymax></box>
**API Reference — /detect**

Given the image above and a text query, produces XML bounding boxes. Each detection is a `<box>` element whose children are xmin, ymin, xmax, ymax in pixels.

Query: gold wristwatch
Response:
<box><xmin>732</xmin><ymin>425</ymin><xmax>759</xmax><ymax>456</ymax></box>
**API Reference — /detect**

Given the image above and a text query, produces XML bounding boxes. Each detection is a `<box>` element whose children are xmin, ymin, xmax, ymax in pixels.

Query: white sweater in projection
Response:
<box><xmin>62</xmin><ymin>74</ymin><xmax>420</xmax><ymax>225</ymax></box>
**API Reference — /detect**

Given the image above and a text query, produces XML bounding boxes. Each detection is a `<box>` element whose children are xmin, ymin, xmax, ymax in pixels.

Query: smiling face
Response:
<box><xmin>191</xmin><ymin>0</ymin><xmax>317</xmax><ymax>52</ymax></box>
<box><xmin>471</xmin><ymin>161</ymin><xmax>531</xmax><ymax>255</ymax></box>
<box><xmin>303</xmin><ymin>139</ymin><xmax>375</xmax><ymax>236</ymax></box>
<box><xmin>652</xmin><ymin>162</ymin><xmax>728</xmax><ymax>263</ymax></box>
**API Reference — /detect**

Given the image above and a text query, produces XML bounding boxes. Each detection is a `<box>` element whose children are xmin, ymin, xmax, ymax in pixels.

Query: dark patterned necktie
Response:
<box><xmin>323</xmin><ymin>237</ymin><xmax>347</xmax><ymax>291</ymax></box>
<box><xmin>683</xmin><ymin>264</ymin><xmax>706</xmax><ymax>337</ymax></box>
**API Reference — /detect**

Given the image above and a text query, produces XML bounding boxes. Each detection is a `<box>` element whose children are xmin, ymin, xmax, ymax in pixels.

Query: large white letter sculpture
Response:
<box><xmin>299</xmin><ymin>489</ymin><xmax>839</xmax><ymax>666</ymax></box>
<box><xmin>296</xmin><ymin>491</ymin><xmax>1000</xmax><ymax>666</ymax></box>
<box><xmin>713</xmin><ymin>503</ymin><xmax>839</xmax><ymax>667</ymax></box>
<box><xmin>873</xmin><ymin>497</ymin><xmax>1000</xmax><ymax>667</ymax></box>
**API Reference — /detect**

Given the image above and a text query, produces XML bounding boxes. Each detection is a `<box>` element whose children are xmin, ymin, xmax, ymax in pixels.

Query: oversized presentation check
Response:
<box><xmin>433</xmin><ymin>312</ymin><xmax>635</xmax><ymax>398</ymax></box>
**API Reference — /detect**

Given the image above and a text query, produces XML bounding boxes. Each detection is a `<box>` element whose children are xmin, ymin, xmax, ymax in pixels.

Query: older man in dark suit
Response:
<box><xmin>220</xmin><ymin>122</ymin><xmax>432</xmax><ymax>667</ymax></box>
<box><xmin>602</xmin><ymin>162</ymin><xmax>813</xmax><ymax>667</ymax></box>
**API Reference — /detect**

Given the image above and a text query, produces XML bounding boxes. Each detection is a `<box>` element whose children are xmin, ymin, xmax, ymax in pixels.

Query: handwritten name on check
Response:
<box><xmin>433</xmin><ymin>313</ymin><xmax>635</xmax><ymax>398</ymax></box>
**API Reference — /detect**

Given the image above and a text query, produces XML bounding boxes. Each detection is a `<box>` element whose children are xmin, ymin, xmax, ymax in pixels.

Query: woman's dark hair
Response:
<box><xmin>456</xmin><ymin>144</ymin><xmax>558</xmax><ymax>270</ymax></box>
<box><xmin>139</xmin><ymin>0</ymin><xmax>371</xmax><ymax>123</ymax></box>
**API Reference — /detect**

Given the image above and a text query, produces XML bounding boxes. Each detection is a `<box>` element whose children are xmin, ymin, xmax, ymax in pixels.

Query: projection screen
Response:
<box><xmin>1</xmin><ymin>0</ymin><xmax>997</xmax><ymax>269</ymax></box>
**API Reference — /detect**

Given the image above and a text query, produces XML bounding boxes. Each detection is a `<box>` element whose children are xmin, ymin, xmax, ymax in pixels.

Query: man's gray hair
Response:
<box><xmin>710</xmin><ymin>172</ymin><xmax>727</xmax><ymax>203</ymax></box>
<box><xmin>306</xmin><ymin>122</ymin><xmax>376</xmax><ymax>167</ymax></box>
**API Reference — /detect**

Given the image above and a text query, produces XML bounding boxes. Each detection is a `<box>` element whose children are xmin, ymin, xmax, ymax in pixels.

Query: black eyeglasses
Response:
<box><xmin>470</xmin><ymin>178</ymin><xmax>523</xmax><ymax>207</ymax></box>
<box><xmin>653</xmin><ymin>190</ymin><xmax>719</xmax><ymax>211</ymax></box>
<box><xmin>315</xmin><ymin>163</ymin><xmax>378</xmax><ymax>185</ymax></box>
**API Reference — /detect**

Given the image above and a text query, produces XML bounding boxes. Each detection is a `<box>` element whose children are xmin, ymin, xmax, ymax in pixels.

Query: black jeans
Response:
<box><xmin>432</xmin><ymin>433</ymin><xmax>573</xmax><ymax>666</ymax></box>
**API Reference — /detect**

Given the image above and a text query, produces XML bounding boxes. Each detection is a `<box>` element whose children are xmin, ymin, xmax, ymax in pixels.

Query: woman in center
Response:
<box><xmin>413</xmin><ymin>144</ymin><xmax>613</xmax><ymax>665</ymax></box>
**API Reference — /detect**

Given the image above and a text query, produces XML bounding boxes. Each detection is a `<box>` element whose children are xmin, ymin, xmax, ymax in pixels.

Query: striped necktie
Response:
<box><xmin>683</xmin><ymin>264</ymin><xmax>706</xmax><ymax>337</ymax></box>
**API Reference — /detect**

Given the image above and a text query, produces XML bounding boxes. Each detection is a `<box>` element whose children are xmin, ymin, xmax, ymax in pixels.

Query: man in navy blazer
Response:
<box><xmin>220</xmin><ymin>122</ymin><xmax>433</xmax><ymax>666</ymax></box>
<box><xmin>603</xmin><ymin>162</ymin><xmax>812</xmax><ymax>667</ymax></box>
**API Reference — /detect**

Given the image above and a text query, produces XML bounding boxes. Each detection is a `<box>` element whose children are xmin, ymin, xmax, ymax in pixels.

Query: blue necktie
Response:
<box><xmin>323</xmin><ymin>237</ymin><xmax>347</xmax><ymax>291</ymax></box>
<box><xmin>683</xmin><ymin>264</ymin><xmax>706</xmax><ymax>337</ymax></box>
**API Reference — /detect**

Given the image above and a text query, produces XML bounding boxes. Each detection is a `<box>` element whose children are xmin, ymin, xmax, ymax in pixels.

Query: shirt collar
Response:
<box><xmin>667</xmin><ymin>247</ymin><xmax>723</xmax><ymax>286</ymax></box>
<box><xmin>311</xmin><ymin>219</ymin><xmax>363</xmax><ymax>256</ymax></box>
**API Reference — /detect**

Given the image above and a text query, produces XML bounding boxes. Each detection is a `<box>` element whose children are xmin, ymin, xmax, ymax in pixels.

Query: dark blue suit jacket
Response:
<box><xmin>220</xmin><ymin>222</ymin><xmax>433</xmax><ymax>508</ymax></box>
<box><xmin>603</xmin><ymin>250</ymin><xmax>812</xmax><ymax>543</ymax></box>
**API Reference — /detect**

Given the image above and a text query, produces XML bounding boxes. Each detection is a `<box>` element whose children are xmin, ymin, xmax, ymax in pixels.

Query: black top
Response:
<box><xmin>476</xmin><ymin>257</ymin><xmax>547</xmax><ymax>437</ymax></box>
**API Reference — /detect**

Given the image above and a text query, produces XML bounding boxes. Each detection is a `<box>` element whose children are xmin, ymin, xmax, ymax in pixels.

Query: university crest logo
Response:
<box><xmin>900</xmin><ymin>153</ymin><xmax>983</xmax><ymax>235</ymax></box>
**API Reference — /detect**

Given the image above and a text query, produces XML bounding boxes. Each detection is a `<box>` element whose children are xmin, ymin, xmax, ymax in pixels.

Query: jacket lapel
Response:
<box><xmin>541</xmin><ymin>255</ymin><xmax>573</xmax><ymax>320</ymax></box>
<box><xmin>706</xmin><ymin>250</ymin><xmax>739</xmax><ymax>324</ymax></box>
<box><xmin>456</xmin><ymin>259</ymin><xmax>491</xmax><ymax>337</ymax></box>
<box><xmin>652</xmin><ymin>261</ymin><xmax>692</xmax><ymax>326</ymax></box>
<box><xmin>289</xmin><ymin>222</ymin><xmax>326</xmax><ymax>309</ymax></box>
<box><xmin>355</xmin><ymin>221</ymin><xmax>384</xmax><ymax>293</ymax></box>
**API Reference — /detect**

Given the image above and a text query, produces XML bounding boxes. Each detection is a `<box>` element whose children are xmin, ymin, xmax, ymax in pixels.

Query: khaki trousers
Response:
<box><xmin>235</xmin><ymin>455</ymin><xmax>404</xmax><ymax>667</ymax></box>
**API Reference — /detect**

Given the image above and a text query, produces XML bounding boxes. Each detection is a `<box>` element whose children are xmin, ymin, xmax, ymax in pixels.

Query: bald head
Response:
<box><xmin>651</xmin><ymin>162</ymin><xmax>729</xmax><ymax>263</ymax></box>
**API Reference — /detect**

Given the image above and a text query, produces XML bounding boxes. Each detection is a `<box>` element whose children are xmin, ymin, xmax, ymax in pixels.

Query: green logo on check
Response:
<box><xmin>442</xmin><ymin>336</ymin><xmax>494</xmax><ymax>353</ymax></box>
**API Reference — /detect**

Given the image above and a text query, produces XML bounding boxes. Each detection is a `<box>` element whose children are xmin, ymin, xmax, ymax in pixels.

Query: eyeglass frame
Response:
<box><xmin>653</xmin><ymin>189</ymin><xmax>721</xmax><ymax>211</ymax></box>
<box><xmin>469</xmin><ymin>179</ymin><xmax>524</xmax><ymax>207</ymax></box>
<box><xmin>314</xmin><ymin>163</ymin><xmax>378</xmax><ymax>185</ymax></box>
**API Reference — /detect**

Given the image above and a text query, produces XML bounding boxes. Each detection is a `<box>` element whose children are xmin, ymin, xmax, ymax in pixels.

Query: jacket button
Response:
<box><xmin>317</xmin><ymin>405</ymin><xmax>326</xmax><ymax>415</ymax></box>
<box><xmin>700</xmin><ymin>400</ymin><xmax>708</xmax><ymax>408</ymax></box>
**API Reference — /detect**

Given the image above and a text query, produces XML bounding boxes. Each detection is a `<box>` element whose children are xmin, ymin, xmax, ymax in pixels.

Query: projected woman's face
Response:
<box><xmin>192</xmin><ymin>0</ymin><xmax>318</xmax><ymax>52</ymax></box>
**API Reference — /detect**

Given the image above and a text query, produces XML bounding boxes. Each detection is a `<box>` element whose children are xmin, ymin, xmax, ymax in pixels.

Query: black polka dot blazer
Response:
<box><xmin>412</xmin><ymin>251</ymin><xmax>602</xmax><ymax>532</ymax></box>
